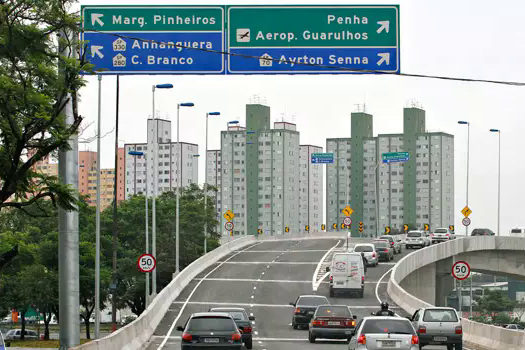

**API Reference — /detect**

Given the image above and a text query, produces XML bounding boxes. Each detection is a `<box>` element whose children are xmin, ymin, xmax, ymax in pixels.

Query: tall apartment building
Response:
<box><xmin>299</xmin><ymin>145</ymin><xmax>324</xmax><ymax>232</ymax></box>
<box><xmin>215</xmin><ymin>104</ymin><xmax>322</xmax><ymax>236</ymax></box>
<box><xmin>326</xmin><ymin>107</ymin><xmax>454</xmax><ymax>234</ymax></box>
<box><xmin>206</xmin><ymin>150</ymin><xmax>221</xmax><ymax>231</ymax></box>
<box><xmin>124</xmin><ymin>118</ymin><xmax>199</xmax><ymax>198</ymax></box>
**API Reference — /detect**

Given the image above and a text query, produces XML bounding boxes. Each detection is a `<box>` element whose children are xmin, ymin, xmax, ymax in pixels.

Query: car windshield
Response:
<box><xmin>435</xmin><ymin>229</ymin><xmax>448</xmax><ymax>233</ymax></box>
<box><xmin>361</xmin><ymin>319</ymin><xmax>415</xmax><ymax>334</ymax></box>
<box><xmin>374</xmin><ymin>241</ymin><xmax>389</xmax><ymax>248</ymax></box>
<box><xmin>423</xmin><ymin>309</ymin><xmax>458</xmax><ymax>322</ymax></box>
<box><xmin>187</xmin><ymin>316</ymin><xmax>236</xmax><ymax>331</ymax></box>
<box><xmin>297</xmin><ymin>296</ymin><xmax>328</xmax><ymax>306</ymax></box>
<box><xmin>316</xmin><ymin>306</ymin><xmax>351</xmax><ymax>318</ymax></box>
<box><xmin>354</xmin><ymin>245</ymin><xmax>373</xmax><ymax>252</ymax></box>
<box><xmin>211</xmin><ymin>310</ymin><xmax>247</xmax><ymax>320</ymax></box>
<box><xmin>407</xmin><ymin>232</ymin><xmax>421</xmax><ymax>237</ymax></box>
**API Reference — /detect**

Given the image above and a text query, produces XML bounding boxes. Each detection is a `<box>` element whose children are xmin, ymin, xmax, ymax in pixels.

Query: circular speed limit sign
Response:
<box><xmin>462</xmin><ymin>217</ymin><xmax>471</xmax><ymax>226</ymax></box>
<box><xmin>225</xmin><ymin>221</ymin><xmax>234</xmax><ymax>231</ymax></box>
<box><xmin>137</xmin><ymin>254</ymin><xmax>156</xmax><ymax>273</ymax></box>
<box><xmin>343</xmin><ymin>217</ymin><xmax>352</xmax><ymax>226</ymax></box>
<box><xmin>452</xmin><ymin>260</ymin><xmax>471</xmax><ymax>280</ymax></box>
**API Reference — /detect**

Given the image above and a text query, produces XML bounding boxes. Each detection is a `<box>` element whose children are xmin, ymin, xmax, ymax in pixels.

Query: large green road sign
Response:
<box><xmin>227</xmin><ymin>5</ymin><xmax>399</xmax><ymax>74</ymax></box>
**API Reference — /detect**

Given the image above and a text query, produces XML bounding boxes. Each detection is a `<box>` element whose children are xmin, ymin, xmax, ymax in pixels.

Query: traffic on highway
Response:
<box><xmin>146</xmin><ymin>237</ymin><xmax>427</xmax><ymax>350</ymax></box>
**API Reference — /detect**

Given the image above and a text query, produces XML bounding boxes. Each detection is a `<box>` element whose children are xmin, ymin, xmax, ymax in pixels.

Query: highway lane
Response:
<box><xmin>146</xmin><ymin>238</ymin><xmax>451</xmax><ymax>350</ymax></box>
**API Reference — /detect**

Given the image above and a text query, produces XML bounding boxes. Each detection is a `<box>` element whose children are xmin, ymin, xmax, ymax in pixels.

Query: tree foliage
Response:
<box><xmin>0</xmin><ymin>0</ymin><xmax>93</xmax><ymax>213</ymax></box>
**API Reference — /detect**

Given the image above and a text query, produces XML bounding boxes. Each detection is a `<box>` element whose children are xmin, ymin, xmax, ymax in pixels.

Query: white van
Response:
<box><xmin>328</xmin><ymin>252</ymin><xmax>365</xmax><ymax>298</ymax></box>
<box><xmin>510</xmin><ymin>228</ymin><xmax>525</xmax><ymax>237</ymax></box>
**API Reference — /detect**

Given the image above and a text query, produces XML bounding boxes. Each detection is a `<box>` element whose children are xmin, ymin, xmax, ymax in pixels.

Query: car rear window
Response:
<box><xmin>211</xmin><ymin>310</ymin><xmax>247</xmax><ymax>321</ymax></box>
<box><xmin>423</xmin><ymin>309</ymin><xmax>458</xmax><ymax>322</ymax></box>
<box><xmin>435</xmin><ymin>229</ymin><xmax>448</xmax><ymax>233</ymax></box>
<box><xmin>354</xmin><ymin>245</ymin><xmax>373</xmax><ymax>252</ymax></box>
<box><xmin>407</xmin><ymin>232</ymin><xmax>422</xmax><ymax>237</ymax></box>
<box><xmin>511</xmin><ymin>229</ymin><xmax>523</xmax><ymax>233</ymax></box>
<box><xmin>187</xmin><ymin>316</ymin><xmax>236</xmax><ymax>331</ymax></box>
<box><xmin>374</xmin><ymin>241</ymin><xmax>388</xmax><ymax>248</ymax></box>
<box><xmin>316</xmin><ymin>306</ymin><xmax>351</xmax><ymax>318</ymax></box>
<box><xmin>380</xmin><ymin>236</ymin><xmax>393</xmax><ymax>241</ymax></box>
<box><xmin>361</xmin><ymin>319</ymin><xmax>415</xmax><ymax>334</ymax></box>
<box><xmin>297</xmin><ymin>296</ymin><xmax>329</xmax><ymax>306</ymax></box>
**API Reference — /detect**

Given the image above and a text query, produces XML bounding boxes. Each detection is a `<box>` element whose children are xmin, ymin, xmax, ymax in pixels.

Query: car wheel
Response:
<box><xmin>329</xmin><ymin>288</ymin><xmax>334</xmax><ymax>297</ymax></box>
<box><xmin>245</xmin><ymin>337</ymin><xmax>253</xmax><ymax>349</ymax></box>
<box><xmin>308</xmin><ymin>332</ymin><xmax>316</xmax><ymax>343</ymax></box>
<box><xmin>454</xmin><ymin>343</ymin><xmax>462</xmax><ymax>350</ymax></box>
<box><xmin>407</xmin><ymin>245</ymin><xmax>411</xmax><ymax>249</ymax></box>
<box><xmin>447</xmin><ymin>345</ymin><xmax>453</xmax><ymax>350</ymax></box>
<box><xmin>419</xmin><ymin>343</ymin><xmax>425</xmax><ymax>349</ymax></box>
<box><xmin>292</xmin><ymin>320</ymin><xmax>297</xmax><ymax>329</ymax></box>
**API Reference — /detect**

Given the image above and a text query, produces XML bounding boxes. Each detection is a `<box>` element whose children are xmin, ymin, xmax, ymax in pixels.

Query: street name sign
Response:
<box><xmin>81</xmin><ymin>5</ymin><xmax>225</xmax><ymax>74</ymax></box>
<box><xmin>311</xmin><ymin>152</ymin><xmax>334</xmax><ymax>164</ymax></box>
<box><xmin>382</xmin><ymin>151</ymin><xmax>409</xmax><ymax>164</ymax></box>
<box><xmin>227</xmin><ymin>5</ymin><xmax>399</xmax><ymax>74</ymax></box>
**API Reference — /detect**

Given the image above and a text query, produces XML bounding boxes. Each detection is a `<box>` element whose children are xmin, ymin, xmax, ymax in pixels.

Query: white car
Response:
<box><xmin>353</xmin><ymin>243</ymin><xmax>378</xmax><ymax>267</ymax></box>
<box><xmin>4</xmin><ymin>329</ymin><xmax>38</xmax><ymax>340</ymax></box>
<box><xmin>405</xmin><ymin>231</ymin><xmax>430</xmax><ymax>249</ymax></box>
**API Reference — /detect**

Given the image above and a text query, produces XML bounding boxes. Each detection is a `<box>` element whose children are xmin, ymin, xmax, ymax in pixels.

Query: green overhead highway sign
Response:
<box><xmin>382</xmin><ymin>151</ymin><xmax>409</xmax><ymax>164</ymax></box>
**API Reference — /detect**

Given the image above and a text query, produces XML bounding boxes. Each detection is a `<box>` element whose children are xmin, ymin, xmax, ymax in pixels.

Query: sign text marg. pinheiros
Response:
<box><xmin>82</xmin><ymin>5</ymin><xmax>399</xmax><ymax>75</ymax></box>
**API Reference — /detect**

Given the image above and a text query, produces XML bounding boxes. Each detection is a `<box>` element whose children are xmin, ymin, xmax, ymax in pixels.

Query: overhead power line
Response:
<box><xmin>83</xmin><ymin>30</ymin><xmax>525</xmax><ymax>87</ymax></box>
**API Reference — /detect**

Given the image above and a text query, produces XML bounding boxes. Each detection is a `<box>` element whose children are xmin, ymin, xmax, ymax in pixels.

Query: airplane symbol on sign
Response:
<box><xmin>236</xmin><ymin>28</ymin><xmax>250</xmax><ymax>42</ymax></box>
<box><xmin>239</xmin><ymin>31</ymin><xmax>249</xmax><ymax>39</ymax></box>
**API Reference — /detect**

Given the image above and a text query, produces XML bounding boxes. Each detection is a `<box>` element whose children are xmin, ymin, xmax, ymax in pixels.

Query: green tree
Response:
<box><xmin>475</xmin><ymin>290</ymin><xmax>517</xmax><ymax>320</ymax></box>
<box><xmin>0</xmin><ymin>0</ymin><xmax>93</xmax><ymax>213</ymax></box>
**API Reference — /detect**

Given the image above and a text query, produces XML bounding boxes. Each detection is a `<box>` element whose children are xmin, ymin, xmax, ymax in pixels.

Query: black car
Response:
<box><xmin>471</xmin><ymin>228</ymin><xmax>495</xmax><ymax>236</ymax></box>
<box><xmin>210</xmin><ymin>307</ymin><xmax>255</xmax><ymax>349</ymax></box>
<box><xmin>177</xmin><ymin>312</ymin><xmax>243</xmax><ymax>349</ymax></box>
<box><xmin>308</xmin><ymin>305</ymin><xmax>357</xmax><ymax>343</ymax></box>
<box><xmin>290</xmin><ymin>295</ymin><xmax>330</xmax><ymax>329</ymax></box>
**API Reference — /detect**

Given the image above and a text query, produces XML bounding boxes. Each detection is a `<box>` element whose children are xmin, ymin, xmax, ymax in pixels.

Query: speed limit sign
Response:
<box><xmin>137</xmin><ymin>254</ymin><xmax>156</xmax><ymax>273</ymax></box>
<box><xmin>225</xmin><ymin>221</ymin><xmax>234</xmax><ymax>231</ymax></box>
<box><xmin>452</xmin><ymin>260</ymin><xmax>471</xmax><ymax>280</ymax></box>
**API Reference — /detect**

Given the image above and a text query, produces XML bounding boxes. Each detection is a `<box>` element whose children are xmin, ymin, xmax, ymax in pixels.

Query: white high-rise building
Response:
<box><xmin>125</xmin><ymin>118</ymin><xmax>198</xmax><ymax>198</ymax></box>
<box><xmin>299</xmin><ymin>145</ymin><xmax>324</xmax><ymax>232</ymax></box>
<box><xmin>326</xmin><ymin>138</ymin><xmax>351</xmax><ymax>231</ymax></box>
<box><xmin>206</xmin><ymin>150</ymin><xmax>222</xmax><ymax>229</ymax></box>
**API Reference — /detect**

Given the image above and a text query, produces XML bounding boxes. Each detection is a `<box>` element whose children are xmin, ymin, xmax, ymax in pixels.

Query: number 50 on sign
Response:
<box><xmin>452</xmin><ymin>260</ymin><xmax>471</xmax><ymax>280</ymax></box>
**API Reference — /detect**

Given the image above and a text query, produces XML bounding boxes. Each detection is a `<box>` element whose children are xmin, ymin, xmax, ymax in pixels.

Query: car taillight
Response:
<box><xmin>385</xmin><ymin>248</ymin><xmax>389</xmax><ymax>252</ymax></box>
<box><xmin>362</xmin><ymin>276</ymin><xmax>365</xmax><ymax>283</ymax></box>
<box><xmin>357</xmin><ymin>334</ymin><xmax>366</xmax><ymax>344</ymax></box>
<box><xmin>372</xmin><ymin>252</ymin><xmax>376</xmax><ymax>257</ymax></box>
<box><xmin>418</xmin><ymin>326</ymin><xmax>426</xmax><ymax>334</ymax></box>
<box><xmin>295</xmin><ymin>307</ymin><xmax>301</xmax><ymax>314</ymax></box>
<box><xmin>181</xmin><ymin>332</ymin><xmax>192</xmax><ymax>342</ymax></box>
<box><xmin>446</xmin><ymin>233</ymin><xmax>450</xmax><ymax>237</ymax></box>
<box><xmin>242</xmin><ymin>326</ymin><xmax>252</xmax><ymax>334</ymax></box>
<box><xmin>390</xmin><ymin>242</ymin><xmax>394</xmax><ymax>246</ymax></box>
<box><xmin>430</xmin><ymin>234</ymin><xmax>434</xmax><ymax>237</ymax></box>
<box><xmin>345</xmin><ymin>320</ymin><xmax>356</xmax><ymax>327</ymax></box>
<box><xmin>412</xmin><ymin>335</ymin><xmax>419</xmax><ymax>344</ymax></box>
<box><xmin>312</xmin><ymin>320</ymin><xmax>326</xmax><ymax>327</ymax></box>
<box><xmin>232</xmin><ymin>332</ymin><xmax>242</xmax><ymax>341</ymax></box>
<box><xmin>455</xmin><ymin>326</ymin><xmax>462</xmax><ymax>334</ymax></box>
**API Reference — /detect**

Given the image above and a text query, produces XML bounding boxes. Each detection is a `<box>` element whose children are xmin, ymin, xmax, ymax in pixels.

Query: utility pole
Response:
<box><xmin>111</xmin><ymin>75</ymin><xmax>120</xmax><ymax>332</ymax></box>
<box><xmin>57</xmin><ymin>30</ymin><xmax>80</xmax><ymax>349</ymax></box>
<box><xmin>94</xmin><ymin>74</ymin><xmax>102</xmax><ymax>339</ymax></box>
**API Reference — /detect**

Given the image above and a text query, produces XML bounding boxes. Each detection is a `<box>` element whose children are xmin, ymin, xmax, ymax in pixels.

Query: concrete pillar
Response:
<box><xmin>401</xmin><ymin>262</ymin><xmax>436</xmax><ymax>304</ymax></box>
<box><xmin>436</xmin><ymin>257</ymin><xmax>454</xmax><ymax>306</ymax></box>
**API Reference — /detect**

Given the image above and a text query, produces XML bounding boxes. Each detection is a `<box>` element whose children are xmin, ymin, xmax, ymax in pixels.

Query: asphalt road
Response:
<box><xmin>146</xmin><ymin>238</ymin><xmax>457</xmax><ymax>350</ymax></box>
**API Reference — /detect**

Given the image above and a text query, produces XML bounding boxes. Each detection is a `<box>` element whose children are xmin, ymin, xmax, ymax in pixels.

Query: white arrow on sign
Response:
<box><xmin>377</xmin><ymin>21</ymin><xmax>390</xmax><ymax>34</ymax></box>
<box><xmin>91</xmin><ymin>13</ymin><xmax>104</xmax><ymax>27</ymax></box>
<box><xmin>377</xmin><ymin>53</ymin><xmax>390</xmax><ymax>66</ymax></box>
<box><xmin>91</xmin><ymin>45</ymin><xmax>104</xmax><ymax>59</ymax></box>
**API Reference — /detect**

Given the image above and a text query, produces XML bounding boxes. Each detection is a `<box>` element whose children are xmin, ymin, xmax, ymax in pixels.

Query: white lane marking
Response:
<box><xmin>235</xmin><ymin>249</ymin><xmax>330</xmax><ymax>253</ymax></box>
<box><xmin>254</xmin><ymin>337</ymin><xmax>347</xmax><ymax>342</ymax></box>
<box><xmin>216</xmin><ymin>261</ymin><xmax>320</xmax><ymax>264</ymax></box>
<box><xmin>376</xmin><ymin>267</ymin><xmax>394</xmax><ymax>304</ymax></box>
<box><xmin>194</xmin><ymin>277</ymin><xmax>386</xmax><ymax>284</ymax></box>
<box><xmin>156</xmin><ymin>242</ymin><xmax>261</xmax><ymax>350</ymax></box>
<box><xmin>312</xmin><ymin>240</ymin><xmax>341</xmax><ymax>291</ymax></box>
<box><xmin>170</xmin><ymin>301</ymin><xmax>398</xmax><ymax>309</ymax></box>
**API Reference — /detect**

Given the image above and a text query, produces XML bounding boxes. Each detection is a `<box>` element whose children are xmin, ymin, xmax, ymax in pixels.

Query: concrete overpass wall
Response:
<box><xmin>388</xmin><ymin>237</ymin><xmax>525</xmax><ymax>350</ymax></box>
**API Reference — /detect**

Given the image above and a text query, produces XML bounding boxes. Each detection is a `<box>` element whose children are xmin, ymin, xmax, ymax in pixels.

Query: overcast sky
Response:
<box><xmin>77</xmin><ymin>0</ymin><xmax>525</xmax><ymax>235</ymax></box>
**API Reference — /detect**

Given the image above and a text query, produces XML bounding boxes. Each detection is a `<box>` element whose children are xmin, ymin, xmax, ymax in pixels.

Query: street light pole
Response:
<box><xmin>151</xmin><ymin>83</ymin><xmax>173</xmax><ymax>295</ymax></box>
<box><xmin>204</xmin><ymin>112</ymin><xmax>220</xmax><ymax>254</ymax></box>
<box><xmin>458</xmin><ymin>121</ymin><xmax>470</xmax><ymax>236</ymax></box>
<box><xmin>94</xmin><ymin>74</ymin><xmax>102</xmax><ymax>339</ymax></box>
<box><xmin>128</xmin><ymin>151</ymin><xmax>150</xmax><ymax>307</ymax></box>
<box><xmin>176</xmin><ymin>102</ymin><xmax>195</xmax><ymax>274</ymax></box>
<box><xmin>490</xmin><ymin>129</ymin><xmax>501</xmax><ymax>236</ymax></box>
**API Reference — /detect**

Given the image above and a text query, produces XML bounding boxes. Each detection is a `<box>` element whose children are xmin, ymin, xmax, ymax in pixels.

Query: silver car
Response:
<box><xmin>431</xmin><ymin>228</ymin><xmax>455</xmax><ymax>243</ymax></box>
<box><xmin>406</xmin><ymin>231</ymin><xmax>430</xmax><ymax>249</ymax></box>
<box><xmin>4</xmin><ymin>329</ymin><xmax>39</xmax><ymax>340</ymax></box>
<box><xmin>409</xmin><ymin>307</ymin><xmax>462</xmax><ymax>349</ymax></box>
<box><xmin>353</xmin><ymin>243</ymin><xmax>378</xmax><ymax>267</ymax></box>
<box><xmin>378</xmin><ymin>235</ymin><xmax>402</xmax><ymax>254</ymax></box>
<box><xmin>348</xmin><ymin>316</ymin><xmax>420</xmax><ymax>349</ymax></box>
